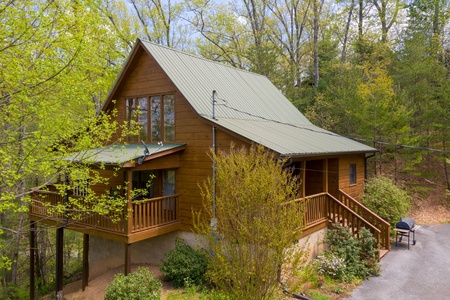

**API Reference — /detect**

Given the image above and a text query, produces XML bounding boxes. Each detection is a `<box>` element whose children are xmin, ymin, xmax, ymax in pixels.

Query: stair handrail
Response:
<box><xmin>327</xmin><ymin>193</ymin><xmax>381</xmax><ymax>236</ymax></box>
<box><xmin>338</xmin><ymin>190</ymin><xmax>391</xmax><ymax>250</ymax></box>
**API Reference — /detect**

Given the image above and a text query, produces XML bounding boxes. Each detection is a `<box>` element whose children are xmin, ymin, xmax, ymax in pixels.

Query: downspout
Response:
<box><xmin>365</xmin><ymin>152</ymin><xmax>376</xmax><ymax>181</ymax></box>
<box><xmin>211</xmin><ymin>90</ymin><xmax>217</xmax><ymax>230</ymax></box>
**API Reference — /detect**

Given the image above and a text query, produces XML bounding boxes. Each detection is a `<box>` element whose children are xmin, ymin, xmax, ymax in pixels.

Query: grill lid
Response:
<box><xmin>396</xmin><ymin>217</ymin><xmax>416</xmax><ymax>230</ymax></box>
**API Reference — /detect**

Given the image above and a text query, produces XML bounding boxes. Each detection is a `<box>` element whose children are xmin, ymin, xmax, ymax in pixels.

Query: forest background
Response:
<box><xmin>1</xmin><ymin>0</ymin><xmax>449</xmax><ymax>297</ymax></box>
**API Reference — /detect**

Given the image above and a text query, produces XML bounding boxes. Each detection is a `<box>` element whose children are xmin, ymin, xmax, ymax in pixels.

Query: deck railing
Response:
<box><xmin>31</xmin><ymin>190</ymin><xmax>389</xmax><ymax>250</ymax></box>
<box><xmin>131</xmin><ymin>195</ymin><xmax>179</xmax><ymax>233</ymax></box>
<box><xmin>302</xmin><ymin>193</ymin><xmax>329</xmax><ymax>227</ymax></box>
<box><xmin>29</xmin><ymin>191</ymin><xmax>180</xmax><ymax>235</ymax></box>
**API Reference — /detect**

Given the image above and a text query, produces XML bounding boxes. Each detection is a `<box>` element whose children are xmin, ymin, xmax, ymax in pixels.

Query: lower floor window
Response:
<box><xmin>349</xmin><ymin>164</ymin><xmax>357</xmax><ymax>185</ymax></box>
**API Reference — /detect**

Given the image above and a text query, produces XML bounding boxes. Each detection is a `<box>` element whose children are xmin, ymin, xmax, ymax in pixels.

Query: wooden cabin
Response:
<box><xmin>29</xmin><ymin>39</ymin><xmax>390</xmax><ymax>295</ymax></box>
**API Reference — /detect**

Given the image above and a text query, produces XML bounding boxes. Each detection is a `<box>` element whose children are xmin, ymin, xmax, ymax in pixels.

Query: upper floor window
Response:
<box><xmin>126</xmin><ymin>94</ymin><xmax>175</xmax><ymax>143</ymax></box>
<box><xmin>349</xmin><ymin>163</ymin><xmax>357</xmax><ymax>185</ymax></box>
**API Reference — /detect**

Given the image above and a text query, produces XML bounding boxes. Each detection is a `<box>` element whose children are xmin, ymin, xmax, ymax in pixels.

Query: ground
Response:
<box><xmin>51</xmin><ymin>265</ymin><xmax>176</xmax><ymax>300</ymax></box>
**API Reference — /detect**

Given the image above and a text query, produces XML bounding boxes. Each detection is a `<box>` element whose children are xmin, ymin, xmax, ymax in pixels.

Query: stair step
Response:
<box><xmin>379</xmin><ymin>249</ymin><xmax>389</xmax><ymax>259</ymax></box>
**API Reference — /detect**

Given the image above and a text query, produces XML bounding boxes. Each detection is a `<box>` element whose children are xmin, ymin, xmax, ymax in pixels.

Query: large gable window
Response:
<box><xmin>126</xmin><ymin>94</ymin><xmax>174</xmax><ymax>142</ymax></box>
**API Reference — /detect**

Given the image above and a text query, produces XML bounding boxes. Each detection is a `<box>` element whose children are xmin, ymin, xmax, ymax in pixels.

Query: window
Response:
<box><xmin>73</xmin><ymin>180</ymin><xmax>89</xmax><ymax>197</ymax></box>
<box><xmin>349</xmin><ymin>164</ymin><xmax>357</xmax><ymax>185</ymax></box>
<box><xmin>163</xmin><ymin>170</ymin><xmax>176</xmax><ymax>210</ymax></box>
<box><xmin>163</xmin><ymin>95</ymin><xmax>175</xmax><ymax>141</ymax></box>
<box><xmin>131</xmin><ymin>169</ymin><xmax>176</xmax><ymax>200</ymax></box>
<box><xmin>163</xmin><ymin>170</ymin><xmax>175</xmax><ymax>196</ymax></box>
<box><xmin>132</xmin><ymin>170</ymin><xmax>155</xmax><ymax>199</ymax></box>
<box><xmin>125</xmin><ymin>94</ymin><xmax>175</xmax><ymax>143</ymax></box>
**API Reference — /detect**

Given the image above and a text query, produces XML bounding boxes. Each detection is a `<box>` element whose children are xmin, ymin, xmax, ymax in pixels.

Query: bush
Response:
<box><xmin>160</xmin><ymin>238</ymin><xmax>207</xmax><ymax>288</ymax></box>
<box><xmin>361</xmin><ymin>176</ymin><xmax>411</xmax><ymax>228</ymax></box>
<box><xmin>315</xmin><ymin>252</ymin><xmax>346</xmax><ymax>280</ymax></box>
<box><xmin>194</xmin><ymin>145</ymin><xmax>304</xmax><ymax>300</ymax></box>
<box><xmin>320</xmin><ymin>223</ymin><xmax>379</xmax><ymax>281</ymax></box>
<box><xmin>104</xmin><ymin>267</ymin><xmax>161</xmax><ymax>300</ymax></box>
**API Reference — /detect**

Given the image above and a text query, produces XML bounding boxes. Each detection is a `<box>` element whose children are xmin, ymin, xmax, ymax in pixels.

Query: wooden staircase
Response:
<box><xmin>299</xmin><ymin>191</ymin><xmax>391</xmax><ymax>259</ymax></box>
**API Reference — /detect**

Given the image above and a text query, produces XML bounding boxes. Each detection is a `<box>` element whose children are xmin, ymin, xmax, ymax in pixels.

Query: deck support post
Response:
<box><xmin>30</xmin><ymin>221</ymin><xmax>36</xmax><ymax>300</ymax></box>
<box><xmin>55</xmin><ymin>227</ymin><xmax>64</xmax><ymax>298</ymax></box>
<box><xmin>82</xmin><ymin>234</ymin><xmax>89</xmax><ymax>291</ymax></box>
<box><xmin>302</xmin><ymin>161</ymin><xmax>306</xmax><ymax>197</ymax></box>
<box><xmin>125</xmin><ymin>243</ymin><xmax>131</xmax><ymax>275</ymax></box>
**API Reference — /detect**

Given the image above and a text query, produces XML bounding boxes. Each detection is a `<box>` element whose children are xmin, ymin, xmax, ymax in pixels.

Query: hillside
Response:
<box><xmin>374</xmin><ymin>153</ymin><xmax>450</xmax><ymax>224</ymax></box>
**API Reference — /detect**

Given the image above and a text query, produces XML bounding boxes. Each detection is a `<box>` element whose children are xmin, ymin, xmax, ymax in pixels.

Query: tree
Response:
<box><xmin>0</xmin><ymin>0</ymin><xmax>129</xmax><ymax>294</ymax></box>
<box><xmin>126</xmin><ymin>0</ymin><xmax>193</xmax><ymax>49</ymax></box>
<box><xmin>371</xmin><ymin>0</ymin><xmax>403</xmax><ymax>42</ymax></box>
<box><xmin>195</xmin><ymin>145</ymin><xmax>304</xmax><ymax>300</ymax></box>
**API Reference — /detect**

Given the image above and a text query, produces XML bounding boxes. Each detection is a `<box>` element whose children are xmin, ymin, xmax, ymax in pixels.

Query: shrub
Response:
<box><xmin>160</xmin><ymin>238</ymin><xmax>207</xmax><ymax>288</ymax></box>
<box><xmin>321</xmin><ymin>223</ymin><xmax>379</xmax><ymax>281</ymax></box>
<box><xmin>104</xmin><ymin>267</ymin><xmax>161</xmax><ymax>300</ymax></box>
<box><xmin>194</xmin><ymin>145</ymin><xmax>304</xmax><ymax>300</ymax></box>
<box><xmin>315</xmin><ymin>253</ymin><xmax>346</xmax><ymax>280</ymax></box>
<box><xmin>361</xmin><ymin>176</ymin><xmax>411</xmax><ymax>228</ymax></box>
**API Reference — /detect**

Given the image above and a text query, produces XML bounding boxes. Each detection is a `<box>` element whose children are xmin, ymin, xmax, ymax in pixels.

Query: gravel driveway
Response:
<box><xmin>345</xmin><ymin>224</ymin><xmax>450</xmax><ymax>300</ymax></box>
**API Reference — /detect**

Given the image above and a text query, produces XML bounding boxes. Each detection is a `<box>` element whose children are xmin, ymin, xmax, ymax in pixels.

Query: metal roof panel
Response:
<box><xmin>67</xmin><ymin>144</ymin><xmax>186</xmax><ymax>165</ymax></box>
<box><xmin>209</xmin><ymin>118</ymin><xmax>376</xmax><ymax>156</ymax></box>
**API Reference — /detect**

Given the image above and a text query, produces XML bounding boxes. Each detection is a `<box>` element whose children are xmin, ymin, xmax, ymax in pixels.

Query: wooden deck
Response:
<box><xmin>29</xmin><ymin>190</ymin><xmax>390</xmax><ymax>254</ymax></box>
<box><xmin>29</xmin><ymin>191</ymin><xmax>181</xmax><ymax>243</ymax></box>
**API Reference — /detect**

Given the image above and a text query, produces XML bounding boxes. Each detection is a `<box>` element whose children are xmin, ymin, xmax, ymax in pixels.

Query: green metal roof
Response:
<box><xmin>108</xmin><ymin>40</ymin><xmax>375</xmax><ymax>156</ymax></box>
<box><xmin>141</xmin><ymin>41</ymin><xmax>312</xmax><ymax>125</ymax></box>
<box><xmin>67</xmin><ymin>144</ymin><xmax>185</xmax><ymax>166</ymax></box>
<box><xmin>209</xmin><ymin>118</ymin><xmax>375</xmax><ymax>157</ymax></box>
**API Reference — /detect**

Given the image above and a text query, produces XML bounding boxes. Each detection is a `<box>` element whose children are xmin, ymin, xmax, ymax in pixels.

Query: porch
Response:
<box><xmin>29</xmin><ymin>191</ymin><xmax>181</xmax><ymax>244</ymax></box>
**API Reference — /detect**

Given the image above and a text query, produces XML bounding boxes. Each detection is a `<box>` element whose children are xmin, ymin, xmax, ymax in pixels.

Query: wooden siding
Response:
<box><xmin>338</xmin><ymin>154</ymin><xmax>366</xmax><ymax>200</ymax></box>
<box><xmin>105</xmin><ymin>49</ymin><xmax>250</xmax><ymax>228</ymax></box>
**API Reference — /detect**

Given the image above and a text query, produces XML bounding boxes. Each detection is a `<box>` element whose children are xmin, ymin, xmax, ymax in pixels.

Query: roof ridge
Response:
<box><xmin>139</xmin><ymin>39</ymin><xmax>267</xmax><ymax>78</ymax></box>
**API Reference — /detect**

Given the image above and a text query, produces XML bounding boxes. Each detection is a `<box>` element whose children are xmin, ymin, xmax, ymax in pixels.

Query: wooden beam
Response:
<box><xmin>125</xmin><ymin>243</ymin><xmax>131</xmax><ymax>275</ymax></box>
<box><xmin>302</xmin><ymin>161</ymin><xmax>306</xmax><ymax>197</ymax></box>
<box><xmin>82</xmin><ymin>234</ymin><xmax>89</xmax><ymax>291</ymax></box>
<box><xmin>30</xmin><ymin>221</ymin><xmax>36</xmax><ymax>300</ymax></box>
<box><xmin>126</xmin><ymin>171</ymin><xmax>133</xmax><ymax>235</ymax></box>
<box><xmin>55</xmin><ymin>227</ymin><xmax>64</xmax><ymax>298</ymax></box>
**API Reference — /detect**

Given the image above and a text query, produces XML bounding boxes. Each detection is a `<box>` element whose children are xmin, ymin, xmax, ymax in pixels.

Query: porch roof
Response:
<box><xmin>67</xmin><ymin>143</ymin><xmax>186</xmax><ymax>166</ymax></box>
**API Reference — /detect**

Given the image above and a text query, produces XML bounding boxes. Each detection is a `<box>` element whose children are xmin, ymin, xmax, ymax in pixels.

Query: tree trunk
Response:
<box><xmin>313</xmin><ymin>0</ymin><xmax>323</xmax><ymax>88</ymax></box>
<box><xmin>8</xmin><ymin>125</ymin><xmax>27</xmax><ymax>285</ymax></box>
<box><xmin>358</xmin><ymin>0</ymin><xmax>363</xmax><ymax>38</ymax></box>
<box><xmin>443</xmin><ymin>129</ymin><xmax>450</xmax><ymax>190</ymax></box>
<box><xmin>341</xmin><ymin>0</ymin><xmax>355</xmax><ymax>63</ymax></box>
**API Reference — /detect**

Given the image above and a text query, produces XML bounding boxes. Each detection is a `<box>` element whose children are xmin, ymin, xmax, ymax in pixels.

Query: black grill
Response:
<box><xmin>396</xmin><ymin>217</ymin><xmax>416</xmax><ymax>231</ymax></box>
<box><xmin>395</xmin><ymin>217</ymin><xmax>417</xmax><ymax>249</ymax></box>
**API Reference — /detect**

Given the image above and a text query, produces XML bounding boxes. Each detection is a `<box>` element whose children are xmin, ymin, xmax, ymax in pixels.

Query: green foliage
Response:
<box><xmin>319</xmin><ymin>223</ymin><xmax>380</xmax><ymax>282</ymax></box>
<box><xmin>104</xmin><ymin>267</ymin><xmax>162</xmax><ymax>300</ymax></box>
<box><xmin>161</xmin><ymin>238</ymin><xmax>208</xmax><ymax>288</ymax></box>
<box><xmin>361</xmin><ymin>176</ymin><xmax>411</xmax><ymax>228</ymax></box>
<box><xmin>195</xmin><ymin>145</ymin><xmax>304</xmax><ymax>300</ymax></box>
